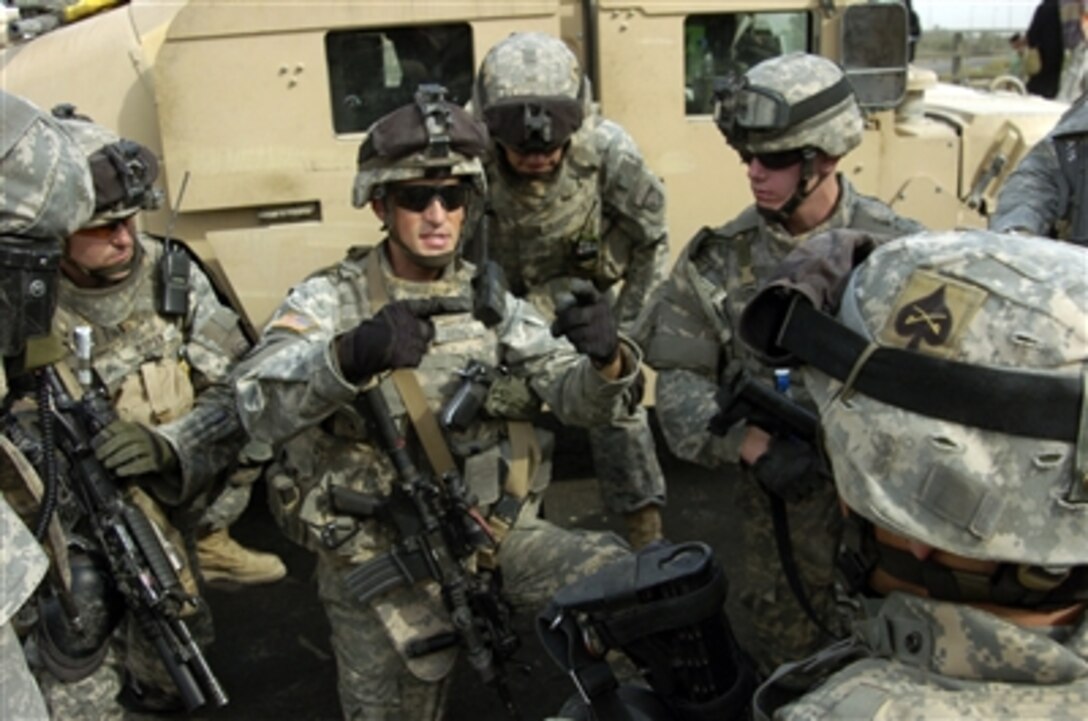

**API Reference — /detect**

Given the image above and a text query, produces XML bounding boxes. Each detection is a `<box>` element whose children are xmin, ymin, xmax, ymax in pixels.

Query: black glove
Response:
<box><xmin>551</xmin><ymin>279</ymin><xmax>619</xmax><ymax>366</ymax></box>
<box><xmin>93</xmin><ymin>420</ymin><xmax>178</xmax><ymax>477</ymax></box>
<box><xmin>751</xmin><ymin>436</ymin><xmax>829</xmax><ymax>503</ymax></box>
<box><xmin>336</xmin><ymin>301</ymin><xmax>436</xmax><ymax>383</ymax></box>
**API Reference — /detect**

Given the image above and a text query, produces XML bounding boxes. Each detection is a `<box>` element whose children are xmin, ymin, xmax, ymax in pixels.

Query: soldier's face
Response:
<box><xmin>501</xmin><ymin>144</ymin><xmax>565</xmax><ymax>177</ymax></box>
<box><xmin>744</xmin><ymin>154</ymin><xmax>804</xmax><ymax>211</ymax></box>
<box><xmin>374</xmin><ymin>179</ymin><xmax>465</xmax><ymax>279</ymax></box>
<box><xmin>64</xmin><ymin>216</ymin><xmax>137</xmax><ymax>281</ymax></box>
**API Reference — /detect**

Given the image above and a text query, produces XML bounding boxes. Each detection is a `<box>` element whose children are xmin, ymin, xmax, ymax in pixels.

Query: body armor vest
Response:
<box><xmin>487</xmin><ymin>127</ymin><xmax>627</xmax><ymax>296</ymax></box>
<box><xmin>53</xmin><ymin>237</ymin><xmax>193</xmax><ymax>426</ymax></box>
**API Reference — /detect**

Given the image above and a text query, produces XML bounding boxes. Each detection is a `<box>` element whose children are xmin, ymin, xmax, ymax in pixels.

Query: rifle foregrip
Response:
<box><xmin>122</xmin><ymin>503</ymin><xmax>185</xmax><ymax>598</ymax></box>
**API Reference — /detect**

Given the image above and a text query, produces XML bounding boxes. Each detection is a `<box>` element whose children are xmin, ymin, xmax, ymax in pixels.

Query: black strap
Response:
<box><xmin>778</xmin><ymin>299</ymin><xmax>1083</xmax><ymax>442</ymax></box>
<box><xmin>766</xmin><ymin>488</ymin><xmax>837</xmax><ymax>640</ymax></box>
<box><xmin>788</xmin><ymin>77</ymin><xmax>854</xmax><ymax>128</ymax></box>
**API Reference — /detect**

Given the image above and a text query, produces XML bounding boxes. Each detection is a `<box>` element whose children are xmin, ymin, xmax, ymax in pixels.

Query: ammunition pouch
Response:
<box><xmin>539</xmin><ymin>542</ymin><xmax>756</xmax><ymax>721</ymax></box>
<box><xmin>36</xmin><ymin>544</ymin><xmax>124</xmax><ymax>683</ymax></box>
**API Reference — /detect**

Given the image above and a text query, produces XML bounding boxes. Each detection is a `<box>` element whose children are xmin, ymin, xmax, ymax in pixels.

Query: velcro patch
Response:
<box><xmin>879</xmin><ymin>269</ymin><xmax>987</xmax><ymax>358</ymax></box>
<box><xmin>268</xmin><ymin>311</ymin><xmax>319</xmax><ymax>336</ymax></box>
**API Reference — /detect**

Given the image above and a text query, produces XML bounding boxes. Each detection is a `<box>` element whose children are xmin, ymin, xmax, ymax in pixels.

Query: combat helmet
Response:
<box><xmin>352</xmin><ymin>84</ymin><xmax>489</xmax><ymax>208</ymax></box>
<box><xmin>713</xmin><ymin>52</ymin><xmax>863</xmax><ymax>158</ymax></box>
<box><xmin>51</xmin><ymin>105</ymin><xmax>160</xmax><ymax>229</ymax></box>
<box><xmin>779</xmin><ymin>231</ymin><xmax>1088</xmax><ymax>607</ymax></box>
<box><xmin>0</xmin><ymin>92</ymin><xmax>94</xmax><ymax>241</ymax></box>
<box><xmin>472</xmin><ymin>32</ymin><xmax>590</xmax><ymax>154</ymax></box>
<box><xmin>0</xmin><ymin>91</ymin><xmax>94</xmax><ymax>359</ymax></box>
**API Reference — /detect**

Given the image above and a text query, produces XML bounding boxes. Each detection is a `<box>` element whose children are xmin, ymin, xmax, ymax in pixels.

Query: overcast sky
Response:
<box><xmin>912</xmin><ymin>0</ymin><xmax>1038</xmax><ymax>31</ymax></box>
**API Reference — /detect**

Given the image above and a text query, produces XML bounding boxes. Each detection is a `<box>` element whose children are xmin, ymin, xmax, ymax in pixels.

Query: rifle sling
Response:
<box><xmin>364</xmin><ymin>249</ymin><xmax>538</xmax><ymax>545</ymax></box>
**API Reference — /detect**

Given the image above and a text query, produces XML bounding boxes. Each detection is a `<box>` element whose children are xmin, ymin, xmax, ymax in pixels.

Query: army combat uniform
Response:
<box><xmin>484</xmin><ymin>117</ymin><xmax>669</xmax><ymax>518</ymax></box>
<box><xmin>746</xmin><ymin>230</ymin><xmax>1088</xmax><ymax>720</ymax></box>
<box><xmin>235</xmin><ymin>243</ymin><xmax>634</xmax><ymax>719</ymax></box>
<box><xmin>644</xmin><ymin>178</ymin><xmax>923</xmax><ymax>676</ymax></box>
<box><xmin>990</xmin><ymin>97</ymin><xmax>1088</xmax><ymax>245</ymax></box>
<box><xmin>0</xmin><ymin>494</ymin><xmax>50</xmax><ymax>721</ymax></box>
<box><xmin>474</xmin><ymin>32</ymin><xmax>669</xmax><ymax>531</ymax></box>
<box><xmin>53</xmin><ymin>233</ymin><xmax>250</xmax><ymax>518</ymax></box>
<box><xmin>755</xmin><ymin>592</ymin><xmax>1088</xmax><ymax>720</ymax></box>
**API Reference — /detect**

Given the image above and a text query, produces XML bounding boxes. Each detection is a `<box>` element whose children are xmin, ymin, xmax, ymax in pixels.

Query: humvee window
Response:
<box><xmin>326</xmin><ymin>24</ymin><xmax>474</xmax><ymax>134</ymax></box>
<box><xmin>684</xmin><ymin>12</ymin><xmax>811</xmax><ymax>115</ymax></box>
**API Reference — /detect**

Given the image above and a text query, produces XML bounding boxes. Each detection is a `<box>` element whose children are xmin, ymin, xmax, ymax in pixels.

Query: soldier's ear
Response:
<box><xmin>370</xmin><ymin>198</ymin><xmax>386</xmax><ymax>222</ymax></box>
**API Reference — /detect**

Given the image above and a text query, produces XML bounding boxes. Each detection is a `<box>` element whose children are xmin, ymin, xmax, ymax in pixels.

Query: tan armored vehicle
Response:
<box><xmin>2</xmin><ymin>0</ymin><xmax>1066</xmax><ymax>327</ymax></box>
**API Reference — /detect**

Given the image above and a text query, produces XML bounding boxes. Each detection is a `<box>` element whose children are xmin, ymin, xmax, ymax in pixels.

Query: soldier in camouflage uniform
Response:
<box><xmin>471</xmin><ymin>32</ymin><xmax>669</xmax><ymax>548</ymax></box>
<box><xmin>989</xmin><ymin>95</ymin><xmax>1088</xmax><ymax>245</ymax></box>
<box><xmin>0</xmin><ymin>89</ymin><xmax>95</xmax><ymax>721</ymax></box>
<box><xmin>233</xmin><ymin>90</ymin><xmax>636</xmax><ymax>720</ymax></box>
<box><xmin>742</xmin><ymin>230</ymin><xmax>1088</xmax><ymax>720</ymax></box>
<box><xmin>29</xmin><ymin>112</ymin><xmax>283</xmax><ymax>711</ymax></box>
<box><xmin>641</xmin><ymin>52</ymin><xmax>923</xmax><ymax>677</ymax></box>
<box><xmin>51</xmin><ymin>109</ymin><xmax>286</xmax><ymax>591</ymax></box>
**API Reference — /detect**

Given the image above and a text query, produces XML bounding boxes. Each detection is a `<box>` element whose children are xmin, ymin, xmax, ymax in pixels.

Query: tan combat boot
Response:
<box><xmin>197</xmin><ymin>528</ymin><xmax>287</xmax><ymax>585</ymax></box>
<box><xmin>624</xmin><ymin>505</ymin><xmax>664</xmax><ymax>550</ymax></box>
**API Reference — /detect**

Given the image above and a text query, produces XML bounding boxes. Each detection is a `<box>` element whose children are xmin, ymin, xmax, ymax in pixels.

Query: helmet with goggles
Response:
<box><xmin>51</xmin><ymin>105</ymin><xmax>160</xmax><ymax>230</ymax></box>
<box><xmin>352</xmin><ymin>84</ymin><xmax>489</xmax><ymax>208</ymax></box>
<box><xmin>472</xmin><ymin>32</ymin><xmax>590</xmax><ymax>155</ymax></box>
<box><xmin>714</xmin><ymin>52</ymin><xmax>863</xmax><ymax>157</ymax></box>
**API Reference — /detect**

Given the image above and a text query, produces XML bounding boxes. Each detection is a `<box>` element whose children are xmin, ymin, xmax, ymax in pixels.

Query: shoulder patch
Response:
<box><xmin>268</xmin><ymin>310</ymin><xmax>319</xmax><ymax>336</ymax></box>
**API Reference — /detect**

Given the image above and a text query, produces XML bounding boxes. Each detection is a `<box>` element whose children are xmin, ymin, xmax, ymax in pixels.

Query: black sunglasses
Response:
<box><xmin>739</xmin><ymin>149</ymin><xmax>805</xmax><ymax>170</ymax></box>
<box><xmin>389</xmin><ymin>184</ymin><xmax>469</xmax><ymax>213</ymax></box>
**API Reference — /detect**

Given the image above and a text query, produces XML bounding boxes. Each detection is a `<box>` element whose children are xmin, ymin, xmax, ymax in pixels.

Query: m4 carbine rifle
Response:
<box><xmin>20</xmin><ymin>327</ymin><xmax>227</xmax><ymax>711</ymax></box>
<box><xmin>330</xmin><ymin>384</ymin><xmax>521</xmax><ymax>718</ymax></box>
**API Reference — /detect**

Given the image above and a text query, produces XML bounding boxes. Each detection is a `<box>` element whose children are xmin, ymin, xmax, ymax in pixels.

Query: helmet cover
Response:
<box><xmin>806</xmin><ymin>230</ymin><xmax>1088</xmax><ymax>566</ymax></box>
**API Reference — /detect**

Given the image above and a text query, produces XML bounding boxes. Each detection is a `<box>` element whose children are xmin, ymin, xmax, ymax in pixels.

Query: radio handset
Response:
<box><xmin>159</xmin><ymin>171</ymin><xmax>191</xmax><ymax>318</ymax></box>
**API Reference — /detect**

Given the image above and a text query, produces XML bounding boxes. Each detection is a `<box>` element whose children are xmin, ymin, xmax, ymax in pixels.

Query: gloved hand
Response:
<box><xmin>336</xmin><ymin>301</ymin><xmax>436</xmax><ymax>383</ymax></box>
<box><xmin>751</xmin><ymin>436</ymin><xmax>829</xmax><ymax>503</ymax></box>
<box><xmin>92</xmin><ymin>420</ymin><xmax>178</xmax><ymax>477</ymax></box>
<box><xmin>551</xmin><ymin>279</ymin><xmax>619</xmax><ymax>366</ymax></box>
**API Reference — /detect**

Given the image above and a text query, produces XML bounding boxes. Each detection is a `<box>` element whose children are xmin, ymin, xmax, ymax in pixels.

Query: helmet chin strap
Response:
<box><xmin>62</xmin><ymin>236</ymin><xmax>144</xmax><ymax>287</ymax></box>
<box><xmin>756</xmin><ymin>147</ymin><xmax>821</xmax><ymax>227</ymax></box>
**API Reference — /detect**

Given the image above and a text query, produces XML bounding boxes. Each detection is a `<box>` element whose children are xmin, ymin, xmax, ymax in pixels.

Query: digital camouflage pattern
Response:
<box><xmin>644</xmin><ymin>178</ymin><xmax>923</xmax><ymax>676</ymax></box>
<box><xmin>806</xmin><ymin>230</ymin><xmax>1088</xmax><ymax>566</ymax></box>
<box><xmin>0</xmin><ymin>495</ymin><xmax>49</xmax><ymax>721</ymax></box>
<box><xmin>736</xmin><ymin>53</ymin><xmax>864</xmax><ymax>157</ymax></box>
<box><xmin>752</xmin><ymin>230</ymin><xmax>1088</xmax><ymax>720</ymax></box>
<box><xmin>472</xmin><ymin>31</ymin><xmax>586</xmax><ymax>113</ymax></box>
<box><xmin>756</xmin><ymin>592</ymin><xmax>1088</xmax><ymax>721</ymax></box>
<box><xmin>234</xmin><ymin>243</ymin><xmax>634</xmax><ymax>719</ymax></box>
<box><xmin>0</xmin><ymin>90</ymin><xmax>94</xmax><ymax>241</ymax></box>
<box><xmin>36</xmin><ymin>232</ymin><xmax>249</xmax><ymax>712</ymax></box>
<box><xmin>53</xmin><ymin>233</ymin><xmax>250</xmax><ymax>504</ymax></box>
<box><xmin>989</xmin><ymin>99</ymin><xmax>1088</xmax><ymax>244</ymax></box>
<box><xmin>474</xmin><ymin>31</ymin><xmax>668</xmax><ymax>516</ymax></box>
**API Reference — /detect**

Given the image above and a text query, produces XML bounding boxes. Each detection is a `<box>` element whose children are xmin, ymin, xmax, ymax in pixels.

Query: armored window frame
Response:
<box><xmin>683</xmin><ymin>11</ymin><xmax>814</xmax><ymax>116</ymax></box>
<box><xmin>325</xmin><ymin>23</ymin><xmax>474</xmax><ymax>135</ymax></box>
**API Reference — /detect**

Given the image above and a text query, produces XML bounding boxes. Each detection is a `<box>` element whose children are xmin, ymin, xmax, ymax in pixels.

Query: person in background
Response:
<box><xmin>642</xmin><ymin>52</ymin><xmax>923</xmax><ymax>678</ymax></box>
<box><xmin>470</xmin><ymin>32</ymin><xmax>670</xmax><ymax>549</ymax></box>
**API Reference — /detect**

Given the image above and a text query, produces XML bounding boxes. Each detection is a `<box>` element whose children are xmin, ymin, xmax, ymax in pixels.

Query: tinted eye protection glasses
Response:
<box><xmin>739</xmin><ymin>149</ymin><xmax>805</xmax><ymax>170</ymax></box>
<box><xmin>390</xmin><ymin>184</ymin><xmax>469</xmax><ymax>213</ymax></box>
